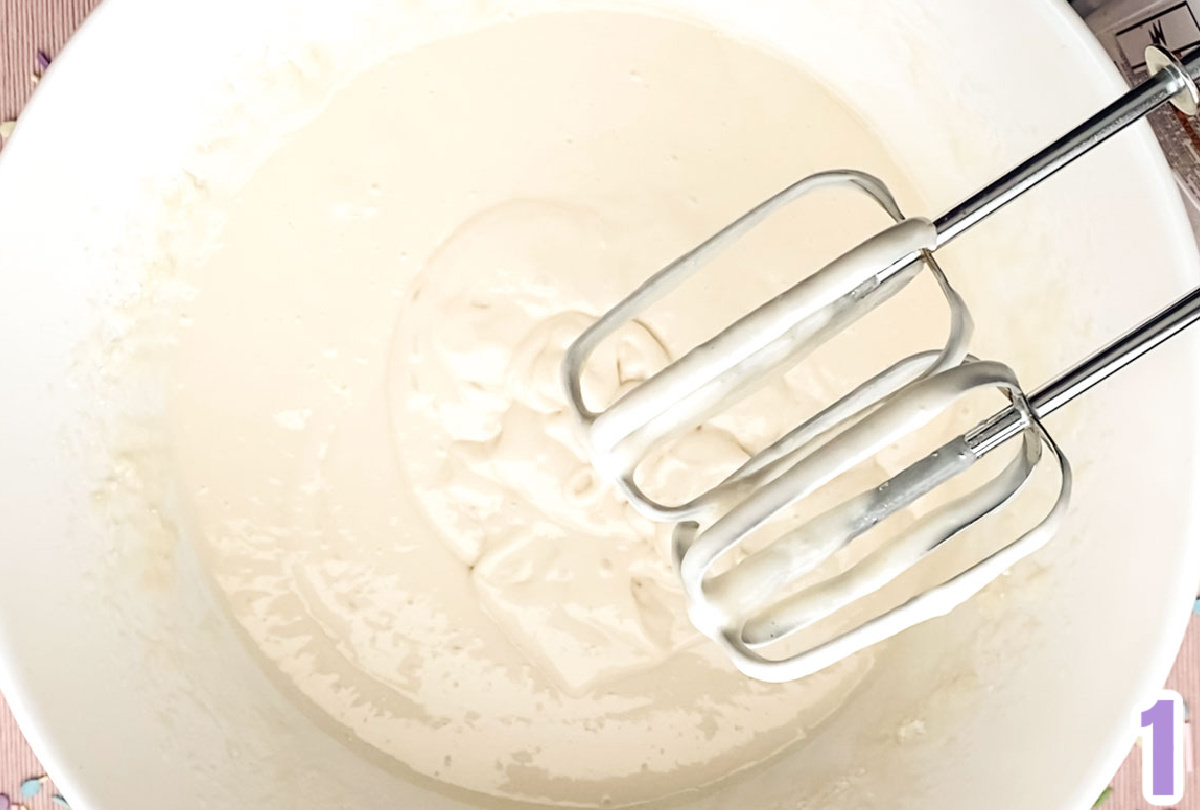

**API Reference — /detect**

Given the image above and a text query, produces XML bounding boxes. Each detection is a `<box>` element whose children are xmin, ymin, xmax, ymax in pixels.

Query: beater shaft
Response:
<box><xmin>873</xmin><ymin>47</ymin><xmax>1200</xmax><ymax>289</ymax></box>
<box><xmin>937</xmin><ymin>48</ymin><xmax>1200</xmax><ymax>244</ymax></box>
<box><xmin>968</xmin><ymin>285</ymin><xmax>1200</xmax><ymax>456</ymax></box>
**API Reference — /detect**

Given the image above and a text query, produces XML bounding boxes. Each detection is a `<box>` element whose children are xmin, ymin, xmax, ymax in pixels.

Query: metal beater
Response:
<box><xmin>563</xmin><ymin>46</ymin><xmax>1200</xmax><ymax>683</ymax></box>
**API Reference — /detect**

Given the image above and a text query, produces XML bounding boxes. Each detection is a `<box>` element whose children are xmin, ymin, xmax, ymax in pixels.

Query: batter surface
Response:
<box><xmin>168</xmin><ymin>10</ymin><xmax>946</xmax><ymax>806</ymax></box>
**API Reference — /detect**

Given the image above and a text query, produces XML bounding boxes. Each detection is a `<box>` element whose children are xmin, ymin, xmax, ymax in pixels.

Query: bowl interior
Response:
<box><xmin>0</xmin><ymin>1</ymin><xmax>1197</xmax><ymax>809</ymax></box>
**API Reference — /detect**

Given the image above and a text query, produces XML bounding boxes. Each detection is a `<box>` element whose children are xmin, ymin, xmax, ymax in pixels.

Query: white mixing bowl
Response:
<box><xmin>1</xmin><ymin>1</ymin><xmax>1199</xmax><ymax>808</ymax></box>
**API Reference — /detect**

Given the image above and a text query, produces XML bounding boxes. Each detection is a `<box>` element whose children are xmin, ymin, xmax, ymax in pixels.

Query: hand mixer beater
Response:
<box><xmin>563</xmin><ymin>45</ymin><xmax>1200</xmax><ymax>683</ymax></box>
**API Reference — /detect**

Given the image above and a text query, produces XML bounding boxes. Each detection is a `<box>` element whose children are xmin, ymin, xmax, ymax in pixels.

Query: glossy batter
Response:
<box><xmin>167</xmin><ymin>10</ymin><xmax>951</xmax><ymax>807</ymax></box>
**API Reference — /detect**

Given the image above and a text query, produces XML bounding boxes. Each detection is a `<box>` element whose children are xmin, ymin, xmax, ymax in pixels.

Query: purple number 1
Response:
<box><xmin>1140</xmin><ymin>690</ymin><xmax>1185</xmax><ymax>806</ymax></box>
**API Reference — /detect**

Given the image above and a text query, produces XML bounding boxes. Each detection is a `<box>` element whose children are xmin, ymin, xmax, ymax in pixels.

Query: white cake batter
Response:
<box><xmin>167</xmin><ymin>10</ymin><xmax>952</xmax><ymax>807</ymax></box>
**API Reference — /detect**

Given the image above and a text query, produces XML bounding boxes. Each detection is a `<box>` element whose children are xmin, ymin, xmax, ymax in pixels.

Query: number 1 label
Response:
<box><xmin>1140</xmin><ymin>690</ymin><xmax>1185</xmax><ymax>806</ymax></box>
